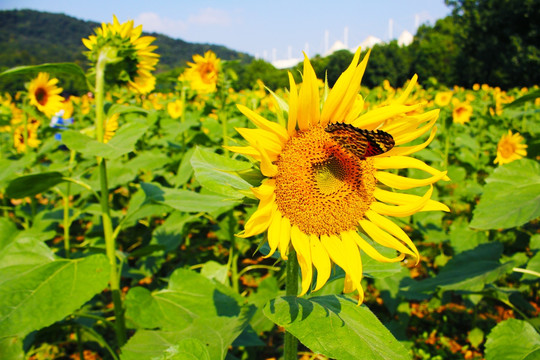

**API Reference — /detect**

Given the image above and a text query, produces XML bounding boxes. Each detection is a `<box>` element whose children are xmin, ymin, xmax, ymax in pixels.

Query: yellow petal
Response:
<box><xmin>279</xmin><ymin>216</ymin><xmax>292</xmax><ymax>260</ymax></box>
<box><xmin>384</xmin><ymin>127</ymin><xmax>437</xmax><ymax>157</ymax></box>
<box><xmin>297</xmin><ymin>53</ymin><xmax>320</xmax><ymax>130</ymax></box>
<box><xmin>320</xmin><ymin>47</ymin><xmax>367</xmax><ymax>127</ymax></box>
<box><xmin>225</xmin><ymin>145</ymin><xmax>261</xmax><ymax>160</ymax></box>
<box><xmin>240</xmin><ymin>195</ymin><xmax>275</xmax><ymax>237</ymax></box>
<box><xmin>320</xmin><ymin>234</ymin><xmax>347</xmax><ymax>271</ymax></box>
<box><xmin>396</xmin><ymin>74</ymin><xmax>418</xmax><ymax>104</ymax></box>
<box><xmin>287</xmin><ymin>72</ymin><xmax>298</xmax><ymax>136</ymax></box>
<box><xmin>352</xmin><ymin>103</ymin><xmax>424</xmax><ymax>130</ymax></box>
<box><xmin>237</xmin><ymin>104</ymin><xmax>289</xmax><ymax>144</ymax></box>
<box><xmin>369</xmin><ymin>185</ymin><xmax>433</xmax><ymax>217</ymax></box>
<box><xmin>365</xmin><ymin>210</ymin><xmax>419</xmax><ymax>262</ymax></box>
<box><xmin>376</xmin><ymin>170</ymin><xmax>448</xmax><ymax>190</ymax></box>
<box><xmin>393</xmin><ymin>111</ymin><xmax>438</xmax><ymax>145</ymax></box>
<box><xmin>340</xmin><ymin>231</ymin><xmax>364</xmax><ymax>302</ymax></box>
<box><xmin>349</xmin><ymin>231</ymin><xmax>406</xmax><ymax>263</ymax></box>
<box><xmin>373</xmin><ymin>156</ymin><xmax>450</xmax><ymax>181</ymax></box>
<box><xmin>235</xmin><ymin>128</ymin><xmax>283</xmax><ymax>155</ymax></box>
<box><xmin>265</xmin><ymin>207</ymin><xmax>282</xmax><ymax>258</ymax></box>
<box><xmin>359</xmin><ymin>219</ymin><xmax>416</xmax><ymax>257</ymax></box>
<box><xmin>253</xmin><ymin>141</ymin><xmax>278</xmax><ymax>177</ymax></box>
<box><xmin>290</xmin><ymin>226</ymin><xmax>312</xmax><ymax>296</ymax></box>
<box><xmin>374</xmin><ymin>188</ymin><xmax>450</xmax><ymax>212</ymax></box>
<box><xmin>251</xmin><ymin>179</ymin><xmax>276</xmax><ymax>200</ymax></box>
<box><xmin>309</xmin><ymin>235</ymin><xmax>332</xmax><ymax>291</ymax></box>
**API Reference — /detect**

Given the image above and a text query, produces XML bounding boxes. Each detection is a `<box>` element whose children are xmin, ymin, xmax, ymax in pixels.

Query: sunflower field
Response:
<box><xmin>0</xmin><ymin>15</ymin><xmax>539</xmax><ymax>360</ymax></box>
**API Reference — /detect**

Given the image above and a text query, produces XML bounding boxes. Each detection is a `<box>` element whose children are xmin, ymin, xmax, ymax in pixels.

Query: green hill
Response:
<box><xmin>0</xmin><ymin>9</ymin><xmax>254</xmax><ymax>72</ymax></box>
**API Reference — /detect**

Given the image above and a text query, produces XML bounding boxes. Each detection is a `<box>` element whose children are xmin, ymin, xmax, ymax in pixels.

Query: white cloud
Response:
<box><xmin>134</xmin><ymin>12</ymin><xmax>187</xmax><ymax>37</ymax></box>
<box><xmin>187</xmin><ymin>7</ymin><xmax>232</xmax><ymax>26</ymax></box>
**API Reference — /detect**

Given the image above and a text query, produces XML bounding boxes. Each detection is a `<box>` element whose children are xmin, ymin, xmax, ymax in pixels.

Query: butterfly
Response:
<box><xmin>325</xmin><ymin>122</ymin><xmax>395</xmax><ymax>159</ymax></box>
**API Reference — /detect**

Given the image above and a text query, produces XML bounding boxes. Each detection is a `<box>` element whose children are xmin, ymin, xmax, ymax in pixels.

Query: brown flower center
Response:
<box><xmin>274</xmin><ymin>125</ymin><xmax>376</xmax><ymax>236</ymax></box>
<box><xmin>35</xmin><ymin>87</ymin><xmax>48</xmax><ymax>106</ymax></box>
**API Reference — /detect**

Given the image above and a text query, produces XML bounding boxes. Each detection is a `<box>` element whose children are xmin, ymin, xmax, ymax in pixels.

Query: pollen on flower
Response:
<box><xmin>274</xmin><ymin>125</ymin><xmax>376</xmax><ymax>236</ymax></box>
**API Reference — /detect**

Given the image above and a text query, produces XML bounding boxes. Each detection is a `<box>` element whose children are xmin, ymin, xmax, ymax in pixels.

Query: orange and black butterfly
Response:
<box><xmin>325</xmin><ymin>122</ymin><xmax>395</xmax><ymax>159</ymax></box>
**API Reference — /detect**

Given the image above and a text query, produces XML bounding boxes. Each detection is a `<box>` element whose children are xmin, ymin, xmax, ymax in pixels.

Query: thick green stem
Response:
<box><xmin>284</xmin><ymin>250</ymin><xmax>299</xmax><ymax>360</ymax></box>
<box><xmin>63</xmin><ymin>151</ymin><xmax>76</xmax><ymax>258</ymax></box>
<box><xmin>95</xmin><ymin>52</ymin><xmax>126</xmax><ymax>347</ymax></box>
<box><xmin>227</xmin><ymin>211</ymin><xmax>239</xmax><ymax>293</ymax></box>
<box><xmin>219</xmin><ymin>87</ymin><xmax>229</xmax><ymax>157</ymax></box>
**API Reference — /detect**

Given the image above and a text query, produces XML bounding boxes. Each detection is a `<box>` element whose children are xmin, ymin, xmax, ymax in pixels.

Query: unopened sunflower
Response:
<box><xmin>494</xmin><ymin>130</ymin><xmax>527</xmax><ymax>165</ymax></box>
<box><xmin>28</xmin><ymin>72</ymin><xmax>64</xmax><ymax>117</ymax></box>
<box><xmin>230</xmin><ymin>49</ymin><xmax>449</xmax><ymax>303</ymax></box>
<box><xmin>82</xmin><ymin>15</ymin><xmax>159</xmax><ymax>94</ymax></box>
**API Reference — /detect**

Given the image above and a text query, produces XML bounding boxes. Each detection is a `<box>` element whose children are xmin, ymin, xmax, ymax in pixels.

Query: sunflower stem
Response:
<box><xmin>95</xmin><ymin>51</ymin><xmax>127</xmax><ymax>347</ymax></box>
<box><xmin>284</xmin><ymin>250</ymin><xmax>299</xmax><ymax>360</ymax></box>
<box><xmin>62</xmin><ymin>150</ymin><xmax>75</xmax><ymax>258</ymax></box>
<box><xmin>219</xmin><ymin>85</ymin><xmax>229</xmax><ymax>157</ymax></box>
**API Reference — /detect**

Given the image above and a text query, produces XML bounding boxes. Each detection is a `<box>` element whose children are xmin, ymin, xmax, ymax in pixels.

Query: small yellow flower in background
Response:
<box><xmin>382</xmin><ymin>79</ymin><xmax>394</xmax><ymax>92</ymax></box>
<box><xmin>82</xmin><ymin>15</ymin><xmax>160</xmax><ymax>94</ymax></box>
<box><xmin>104</xmin><ymin>113</ymin><xmax>119</xmax><ymax>143</ymax></box>
<box><xmin>13</xmin><ymin>120</ymin><xmax>41</xmax><ymax>153</ymax></box>
<box><xmin>180</xmin><ymin>50</ymin><xmax>220</xmax><ymax>94</ymax></box>
<box><xmin>434</xmin><ymin>91</ymin><xmax>453</xmax><ymax>107</ymax></box>
<box><xmin>473</xmin><ymin>84</ymin><xmax>480</xmax><ymax>91</ymax></box>
<box><xmin>452</xmin><ymin>98</ymin><xmax>473</xmax><ymax>124</ymax></box>
<box><xmin>230</xmin><ymin>49</ymin><xmax>449</xmax><ymax>303</ymax></box>
<box><xmin>481</xmin><ymin>84</ymin><xmax>490</xmax><ymax>91</ymax></box>
<box><xmin>27</xmin><ymin>72</ymin><xmax>65</xmax><ymax>117</ymax></box>
<box><xmin>494</xmin><ymin>130</ymin><xmax>527</xmax><ymax>165</ymax></box>
<box><xmin>167</xmin><ymin>99</ymin><xmax>184</xmax><ymax>119</ymax></box>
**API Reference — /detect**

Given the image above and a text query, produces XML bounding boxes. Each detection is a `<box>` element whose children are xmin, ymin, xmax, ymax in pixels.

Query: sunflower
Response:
<box><xmin>452</xmin><ymin>99</ymin><xmax>473</xmax><ymax>124</ymax></box>
<box><xmin>229</xmin><ymin>49</ymin><xmax>449</xmax><ymax>303</ymax></box>
<box><xmin>180</xmin><ymin>50</ymin><xmax>220</xmax><ymax>94</ymax></box>
<box><xmin>82</xmin><ymin>15</ymin><xmax>159</xmax><ymax>94</ymax></box>
<box><xmin>494</xmin><ymin>130</ymin><xmax>527</xmax><ymax>165</ymax></box>
<box><xmin>13</xmin><ymin>121</ymin><xmax>41</xmax><ymax>153</ymax></box>
<box><xmin>27</xmin><ymin>72</ymin><xmax>65</xmax><ymax>117</ymax></box>
<box><xmin>167</xmin><ymin>99</ymin><xmax>184</xmax><ymax>119</ymax></box>
<box><xmin>434</xmin><ymin>91</ymin><xmax>453</xmax><ymax>107</ymax></box>
<box><xmin>104</xmin><ymin>113</ymin><xmax>119</xmax><ymax>143</ymax></box>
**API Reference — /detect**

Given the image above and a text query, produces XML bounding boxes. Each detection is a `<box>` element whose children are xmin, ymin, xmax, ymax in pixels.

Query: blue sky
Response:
<box><xmin>1</xmin><ymin>0</ymin><xmax>450</xmax><ymax>60</ymax></box>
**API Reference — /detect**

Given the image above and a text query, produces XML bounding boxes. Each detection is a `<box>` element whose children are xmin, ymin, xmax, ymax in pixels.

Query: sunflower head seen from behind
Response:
<box><xmin>82</xmin><ymin>15</ymin><xmax>159</xmax><ymax>94</ymax></box>
<box><xmin>230</xmin><ymin>49</ymin><xmax>450</xmax><ymax>303</ymax></box>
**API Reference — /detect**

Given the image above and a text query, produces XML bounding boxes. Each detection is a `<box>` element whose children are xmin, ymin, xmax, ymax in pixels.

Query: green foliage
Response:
<box><xmin>484</xmin><ymin>319</ymin><xmax>540</xmax><ymax>360</ymax></box>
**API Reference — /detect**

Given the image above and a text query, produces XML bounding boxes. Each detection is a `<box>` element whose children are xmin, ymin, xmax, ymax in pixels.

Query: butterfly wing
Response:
<box><xmin>325</xmin><ymin>122</ymin><xmax>395</xmax><ymax>159</ymax></box>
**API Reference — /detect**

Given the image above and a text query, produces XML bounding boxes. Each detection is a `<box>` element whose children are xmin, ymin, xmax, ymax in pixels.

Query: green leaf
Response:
<box><xmin>0</xmin><ymin>253</ymin><xmax>109</xmax><ymax>338</ymax></box>
<box><xmin>121</xmin><ymin>306</ymin><xmax>254</xmax><ymax>360</ymax></box>
<box><xmin>62</xmin><ymin>122</ymin><xmax>149</xmax><ymax>159</ymax></box>
<box><xmin>505</xmin><ymin>89</ymin><xmax>540</xmax><ymax>108</ymax></box>
<box><xmin>403</xmin><ymin>243</ymin><xmax>513</xmax><ymax>296</ymax></box>
<box><xmin>0</xmin><ymin>336</ymin><xmax>24</xmax><ymax>360</ymax></box>
<box><xmin>263</xmin><ymin>295</ymin><xmax>410</xmax><ymax>360</ymax></box>
<box><xmin>200</xmin><ymin>261</ymin><xmax>229</xmax><ymax>284</ymax></box>
<box><xmin>140</xmin><ymin>182</ymin><xmax>239</xmax><ymax>214</ymax></box>
<box><xmin>467</xmin><ymin>327</ymin><xmax>484</xmax><ymax>349</ymax></box>
<box><xmin>125</xmin><ymin>268</ymin><xmax>245</xmax><ymax>330</ymax></box>
<box><xmin>485</xmin><ymin>319</ymin><xmax>540</xmax><ymax>360</ymax></box>
<box><xmin>191</xmin><ymin>147</ymin><xmax>253</xmax><ymax>198</ymax></box>
<box><xmin>362</xmin><ymin>241</ymin><xmax>405</xmax><ymax>278</ymax></box>
<box><xmin>0</xmin><ymin>63</ymin><xmax>87</xmax><ymax>85</ymax></box>
<box><xmin>470</xmin><ymin>159</ymin><xmax>540</xmax><ymax>230</ymax></box>
<box><xmin>5</xmin><ymin>171</ymin><xmax>66</xmax><ymax>199</ymax></box>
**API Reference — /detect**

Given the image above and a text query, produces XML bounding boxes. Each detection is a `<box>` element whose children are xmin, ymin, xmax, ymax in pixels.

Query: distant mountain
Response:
<box><xmin>0</xmin><ymin>9</ymin><xmax>254</xmax><ymax>72</ymax></box>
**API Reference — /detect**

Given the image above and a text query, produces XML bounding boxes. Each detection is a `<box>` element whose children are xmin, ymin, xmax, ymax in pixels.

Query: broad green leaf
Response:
<box><xmin>62</xmin><ymin>122</ymin><xmax>148</xmax><ymax>159</ymax></box>
<box><xmin>485</xmin><ymin>319</ymin><xmax>540</xmax><ymax>360</ymax></box>
<box><xmin>125</xmin><ymin>268</ymin><xmax>244</xmax><ymax>331</ymax></box>
<box><xmin>403</xmin><ymin>243</ymin><xmax>513</xmax><ymax>296</ymax></box>
<box><xmin>0</xmin><ymin>63</ymin><xmax>87</xmax><ymax>85</ymax></box>
<box><xmin>0</xmin><ymin>336</ymin><xmax>24</xmax><ymax>360</ymax></box>
<box><xmin>107</xmin><ymin>104</ymin><xmax>150</xmax><ymax>117</ymax></box>
<box><xmin>200</xmin><ymin>261</ymin><xmax>229</xmax><ymax>284</ymax></box>
<box><xmin>263</xmin><ymin>295</ymin><xmax>410</xmax><ymax>360</ymax></box>
<box><xmin>362</xmin><ymin>241</ymin><xmax>405</xmax><ymax>278</ymax></box>
<box><xmin>0</xmin><ymin>253</ymin><xmax>109</xmax><ymax>338</ymax></box>
<box><xmin>247</xmin><ymin>276</ymin><xmax>281</xmax><ymax>334</ymax></box>
<box><xmin>140</xmin><ymin>182</ymin><xmax>239</xmax><ymax>213</ymax></box>
<box><xmin>505</xmin><ymin>89</ymin><xmax>540</xmax><ymax>108</ymax></box>
<box><xmin>449</xmin><ymin>218</ymin><xmax>488</xmax><ymax>253</ymax></box>
<box><xmin>5</xmin><ymin>171</ymin><xmax>66</xmax><ymax>199</ymax></box>
<box><xmin>191</xmin><ymin>147</ymin><xmax>253</xmax><ymax>198</ymax></box>
<box><xmin>121</xmin><ymin>305</ymin><xmax>254</xmax><ymax>360</ymax></box>
<box><xmin>0</xmin><ymin>153</ymin><xmax>35</xmax><ymax>189</ymax></box>
<box><xmin>470</xmin><ymin>159</ymin><xmax>540</xmax><ymax>230</ymax></box>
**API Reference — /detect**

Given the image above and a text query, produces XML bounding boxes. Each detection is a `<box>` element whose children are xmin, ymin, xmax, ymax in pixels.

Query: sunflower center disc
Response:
<box><xmin>274</xmin><ymin>125</ymin><xmax>377</xmax><ymax>236</ymax></box>
<box><xmin>35</xmin><ymin>87</ymin><xmax>48</xmax><ymax>105</ymax></box>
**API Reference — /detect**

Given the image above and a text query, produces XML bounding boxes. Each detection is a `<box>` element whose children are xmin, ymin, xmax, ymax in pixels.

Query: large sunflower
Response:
<box><xmin>82</xmin><ymin>15</ymin><xmax>159</xmax><ymax>94</ymax></box>
<box><xmin>230</xmin><ymin>49</ymin><xmax>450</xmax><ymax>303</ymax></box>
<box><xmin>28</xmin><ymin>72</ymin><xmax>64</xmax><ymax>117</ymax></box>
